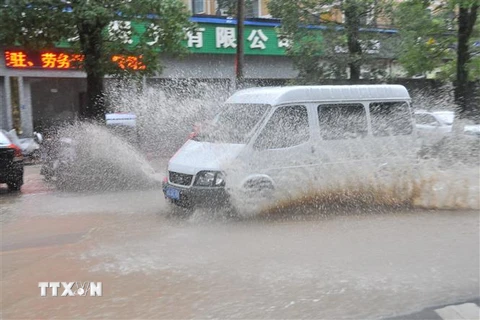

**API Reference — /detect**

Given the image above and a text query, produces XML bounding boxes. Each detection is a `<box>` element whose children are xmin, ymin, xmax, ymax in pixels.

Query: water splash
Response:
<box><xmin>49</xmin><ymin>82</ymin><xmax>479</xmax><ymax>214</ymax></box>
<box><xmin>107</xmin><ymin>80</ymin><xmax>232</xmax><ymax>156</ymax></box>
<box><xmin>258</xmin><ymin>158</ymin><xmax>479</xmax><ymax>217</ymax></box>
<box><xmin>52</xmin><ymin>122</ymin><xmax>158</xmax><ymax>191</ymax></box>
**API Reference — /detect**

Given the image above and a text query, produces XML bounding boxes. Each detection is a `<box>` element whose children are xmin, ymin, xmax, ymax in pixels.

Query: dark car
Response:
<box><xmin>0</xmin><ymin>130</ymin><xmax>24</xmax><ymax>191</ymax></box>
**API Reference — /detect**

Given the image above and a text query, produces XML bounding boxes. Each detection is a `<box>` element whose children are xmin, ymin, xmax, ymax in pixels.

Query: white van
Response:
<box><xmin>162</xmin><ymin>85</ymin><xmax>416</xmax><ymax>211</ymax></box>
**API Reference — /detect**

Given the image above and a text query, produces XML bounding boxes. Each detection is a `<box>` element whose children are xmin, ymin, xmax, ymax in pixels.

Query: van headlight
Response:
<box><xmin>215</xmin><ymin>172</ymin><xmax>225</xmax><ymax>186</ymax></box>
<box><xmin>195</xmin><ymin>171</ymin><xmax>225</xmax><ymax>187</ymax></box>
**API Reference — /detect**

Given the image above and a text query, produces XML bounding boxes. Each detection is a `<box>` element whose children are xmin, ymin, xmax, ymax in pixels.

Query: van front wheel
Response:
<box><xmin>243</xmin><ymin>178</ymin><xmax>274</xmax><ymax>198</ymax></box>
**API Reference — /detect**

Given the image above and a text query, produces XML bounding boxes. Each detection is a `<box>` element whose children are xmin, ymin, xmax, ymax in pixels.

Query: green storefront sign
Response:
<box><xmin>183</xmin><ymin>23</ymin><xmax>289</xmax><ymax>56</ymax></box>
<box><xmin>56</xmin><ymin>18</ymin><xmax>396</xmax><ymax>58</ymax></box>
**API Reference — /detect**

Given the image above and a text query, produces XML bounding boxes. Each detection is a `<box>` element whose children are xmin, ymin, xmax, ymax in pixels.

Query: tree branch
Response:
<box><xmin>466</xmin><ymin>4</ymin><xmax>478</xmax><ymax>35</ymax></box>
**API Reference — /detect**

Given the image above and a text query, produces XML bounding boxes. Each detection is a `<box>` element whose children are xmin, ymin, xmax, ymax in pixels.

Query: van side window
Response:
<box><xmin>370</xmin><ymin>102</ymin><xmax>413</xmax><ymax>136</ymax></box>
<box><xmin>254</xmin><ymin>105</ymin><xmax>309</xmax><ymax>149</ymax></box>
<box><xmin>318</xmin><ymin>104</ymin><xmax>368</xmax><ymax>140</ymax></box>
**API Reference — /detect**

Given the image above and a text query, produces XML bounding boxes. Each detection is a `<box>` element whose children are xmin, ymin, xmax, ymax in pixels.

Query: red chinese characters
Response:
<box><xmin>71</xmin><ymin>54</ymin><xmax>85</xmax><ymax>63</ymax></box>
<box><xmin>5</xmin><ymin>50</ymin><xmax>145</xmax><ymax>71</ymax></box>
<box><xmin>40</xmin><ymin>52</ymin><xmax>84</xmax><ymax>69</ymax></box>
<box><xmin>41</xmin><ymin>53</ymin><xmax>57</xmax><ymax>68</ymax></box>
<box><xmin>111</xmin><ymin>55</ymin><xmax>146</xmax><ymax>70</ymax></box>
<box><xmin>5</xmin><ymin>51</ymin><xmax>34</xmax><ymax>68</ymax></box>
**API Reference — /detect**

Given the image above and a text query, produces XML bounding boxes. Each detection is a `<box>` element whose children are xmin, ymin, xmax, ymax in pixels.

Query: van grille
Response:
<box><xmin>169</xmin><ymin>171</ymin><xmax>193</xmax><ymax>186</ymax></box>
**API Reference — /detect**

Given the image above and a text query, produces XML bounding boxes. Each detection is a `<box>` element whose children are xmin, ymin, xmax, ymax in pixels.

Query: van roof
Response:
<box><xmin>225</xmin><ymin>85</ymin><xmax>411</xmax><ymax>106</ymax></box>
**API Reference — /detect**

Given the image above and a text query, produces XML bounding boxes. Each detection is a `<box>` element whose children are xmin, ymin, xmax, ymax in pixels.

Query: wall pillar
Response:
<box><xmin>9</xmin><ymin>76</ymin><xmax>23</xmax><ymax>135</ymax></box>
<box><xmin>0</xmin><ymin>77</ymin><xmax>5</xmax><ymax>129</ymax></box>
<box><xmin>19</xmin><ymin>77</ymin><xmax>33</xmax><ymax>136</ymax></box>
<box><xmin>3</xmin><ymin>75</ymin><xmax>13</xmax><ymax>130</ymax></box>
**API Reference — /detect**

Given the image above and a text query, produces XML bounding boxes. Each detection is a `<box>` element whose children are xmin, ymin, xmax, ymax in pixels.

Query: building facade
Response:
<box><xmin>184</xmin><ymin>0</ymin><xmax>271</xmax><ymax>18</ymax></box>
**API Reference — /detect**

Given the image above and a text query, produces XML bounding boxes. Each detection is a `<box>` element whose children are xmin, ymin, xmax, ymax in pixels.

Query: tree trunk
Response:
<box><xmin>454</xmin><ymin>4</ymin><xmax>478</xmax><ymax>120</ymax></box>
<box><xmin>86</xmin><ymin>71</ymin><xmax>105</xmax><ymax>120</ymax></box>
<box><xmin>344</xmin><ymin>0</ymin><xmax>362</xmax><ymax>82</ymax></box>
<box><xmin>78</xmin><ymin>22</ymin><xmax>106</xmax><ymax>120</ymax></box>
<box><xmin>236</xmin><ymin>0</ymin><xmax>245</xmax><ymax>89</ymax></box>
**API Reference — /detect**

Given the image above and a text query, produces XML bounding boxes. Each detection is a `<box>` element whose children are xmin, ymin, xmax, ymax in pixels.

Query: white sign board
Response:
<box><xmin>105</xmin><ymin>113</ymin><xmax>137</xmax><ymax>127</ymax></box>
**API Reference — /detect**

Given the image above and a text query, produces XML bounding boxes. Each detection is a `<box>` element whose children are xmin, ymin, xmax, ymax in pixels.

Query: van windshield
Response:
<box><xmin>194</xmin><ymin>104</ymin><xmax>270</xmax><ymax>144</ymax></box>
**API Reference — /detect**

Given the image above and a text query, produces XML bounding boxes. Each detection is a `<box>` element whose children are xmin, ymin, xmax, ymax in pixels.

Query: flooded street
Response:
<box><xmin>1</xmin><ymin>166</ymin><xmax>479</xmax><ymax>319</ymax></box>
<box><xmin>2</xmin><ymin>0</ymin><xmax>480</xmax><ymax>318</ymax></box>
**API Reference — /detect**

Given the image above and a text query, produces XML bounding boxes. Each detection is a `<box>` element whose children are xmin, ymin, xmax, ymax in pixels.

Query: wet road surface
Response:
<box><xmin>1</xmin><ymin>166</ymin><xmax>479</xmax><ymax>319</ymax></box>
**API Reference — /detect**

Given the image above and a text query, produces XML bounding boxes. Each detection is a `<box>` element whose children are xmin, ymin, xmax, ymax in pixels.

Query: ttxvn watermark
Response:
<box><xmin>39</xmin><ymin>282</ymin><xmax>102</xmax><ymax>297</ymax></box>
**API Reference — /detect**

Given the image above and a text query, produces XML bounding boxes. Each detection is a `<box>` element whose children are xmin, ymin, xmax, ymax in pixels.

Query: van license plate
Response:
<box><xmin>165</xmin><ymin>187</ymin><xmax>180</xmax><ymax>200</ymax></box>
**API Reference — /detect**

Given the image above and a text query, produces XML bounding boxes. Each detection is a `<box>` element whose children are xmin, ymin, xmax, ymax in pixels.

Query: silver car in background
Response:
<box><xmin>415</xmin><ymin>110</ymin><xmax>454</xmax><ymax>134</ymax></box>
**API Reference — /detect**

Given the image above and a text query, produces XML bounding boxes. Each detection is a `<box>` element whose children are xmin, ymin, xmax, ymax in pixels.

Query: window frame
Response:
<box><xmin>252</xmin><ymin>104</ymin><xmax>311</xmax><ymax>150</ymax></box>
<box><xmin>252</xmin><ymin>0</ymin><xmax>260</xmax><ymax>17</ymax></box>
<box><xmin>368</xmin><ymin>100</ymin><xmax>414</xmax><ymax>137</ymax></box>
<box><xmin>317</xmin><ymin>103</ymin><xmax>369</xmax><ymax>141</ymax></box>
<box><xmin>192</xmin><ymin>0</ymin><xmax>205</xmax><ymax>14</ymax></box>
